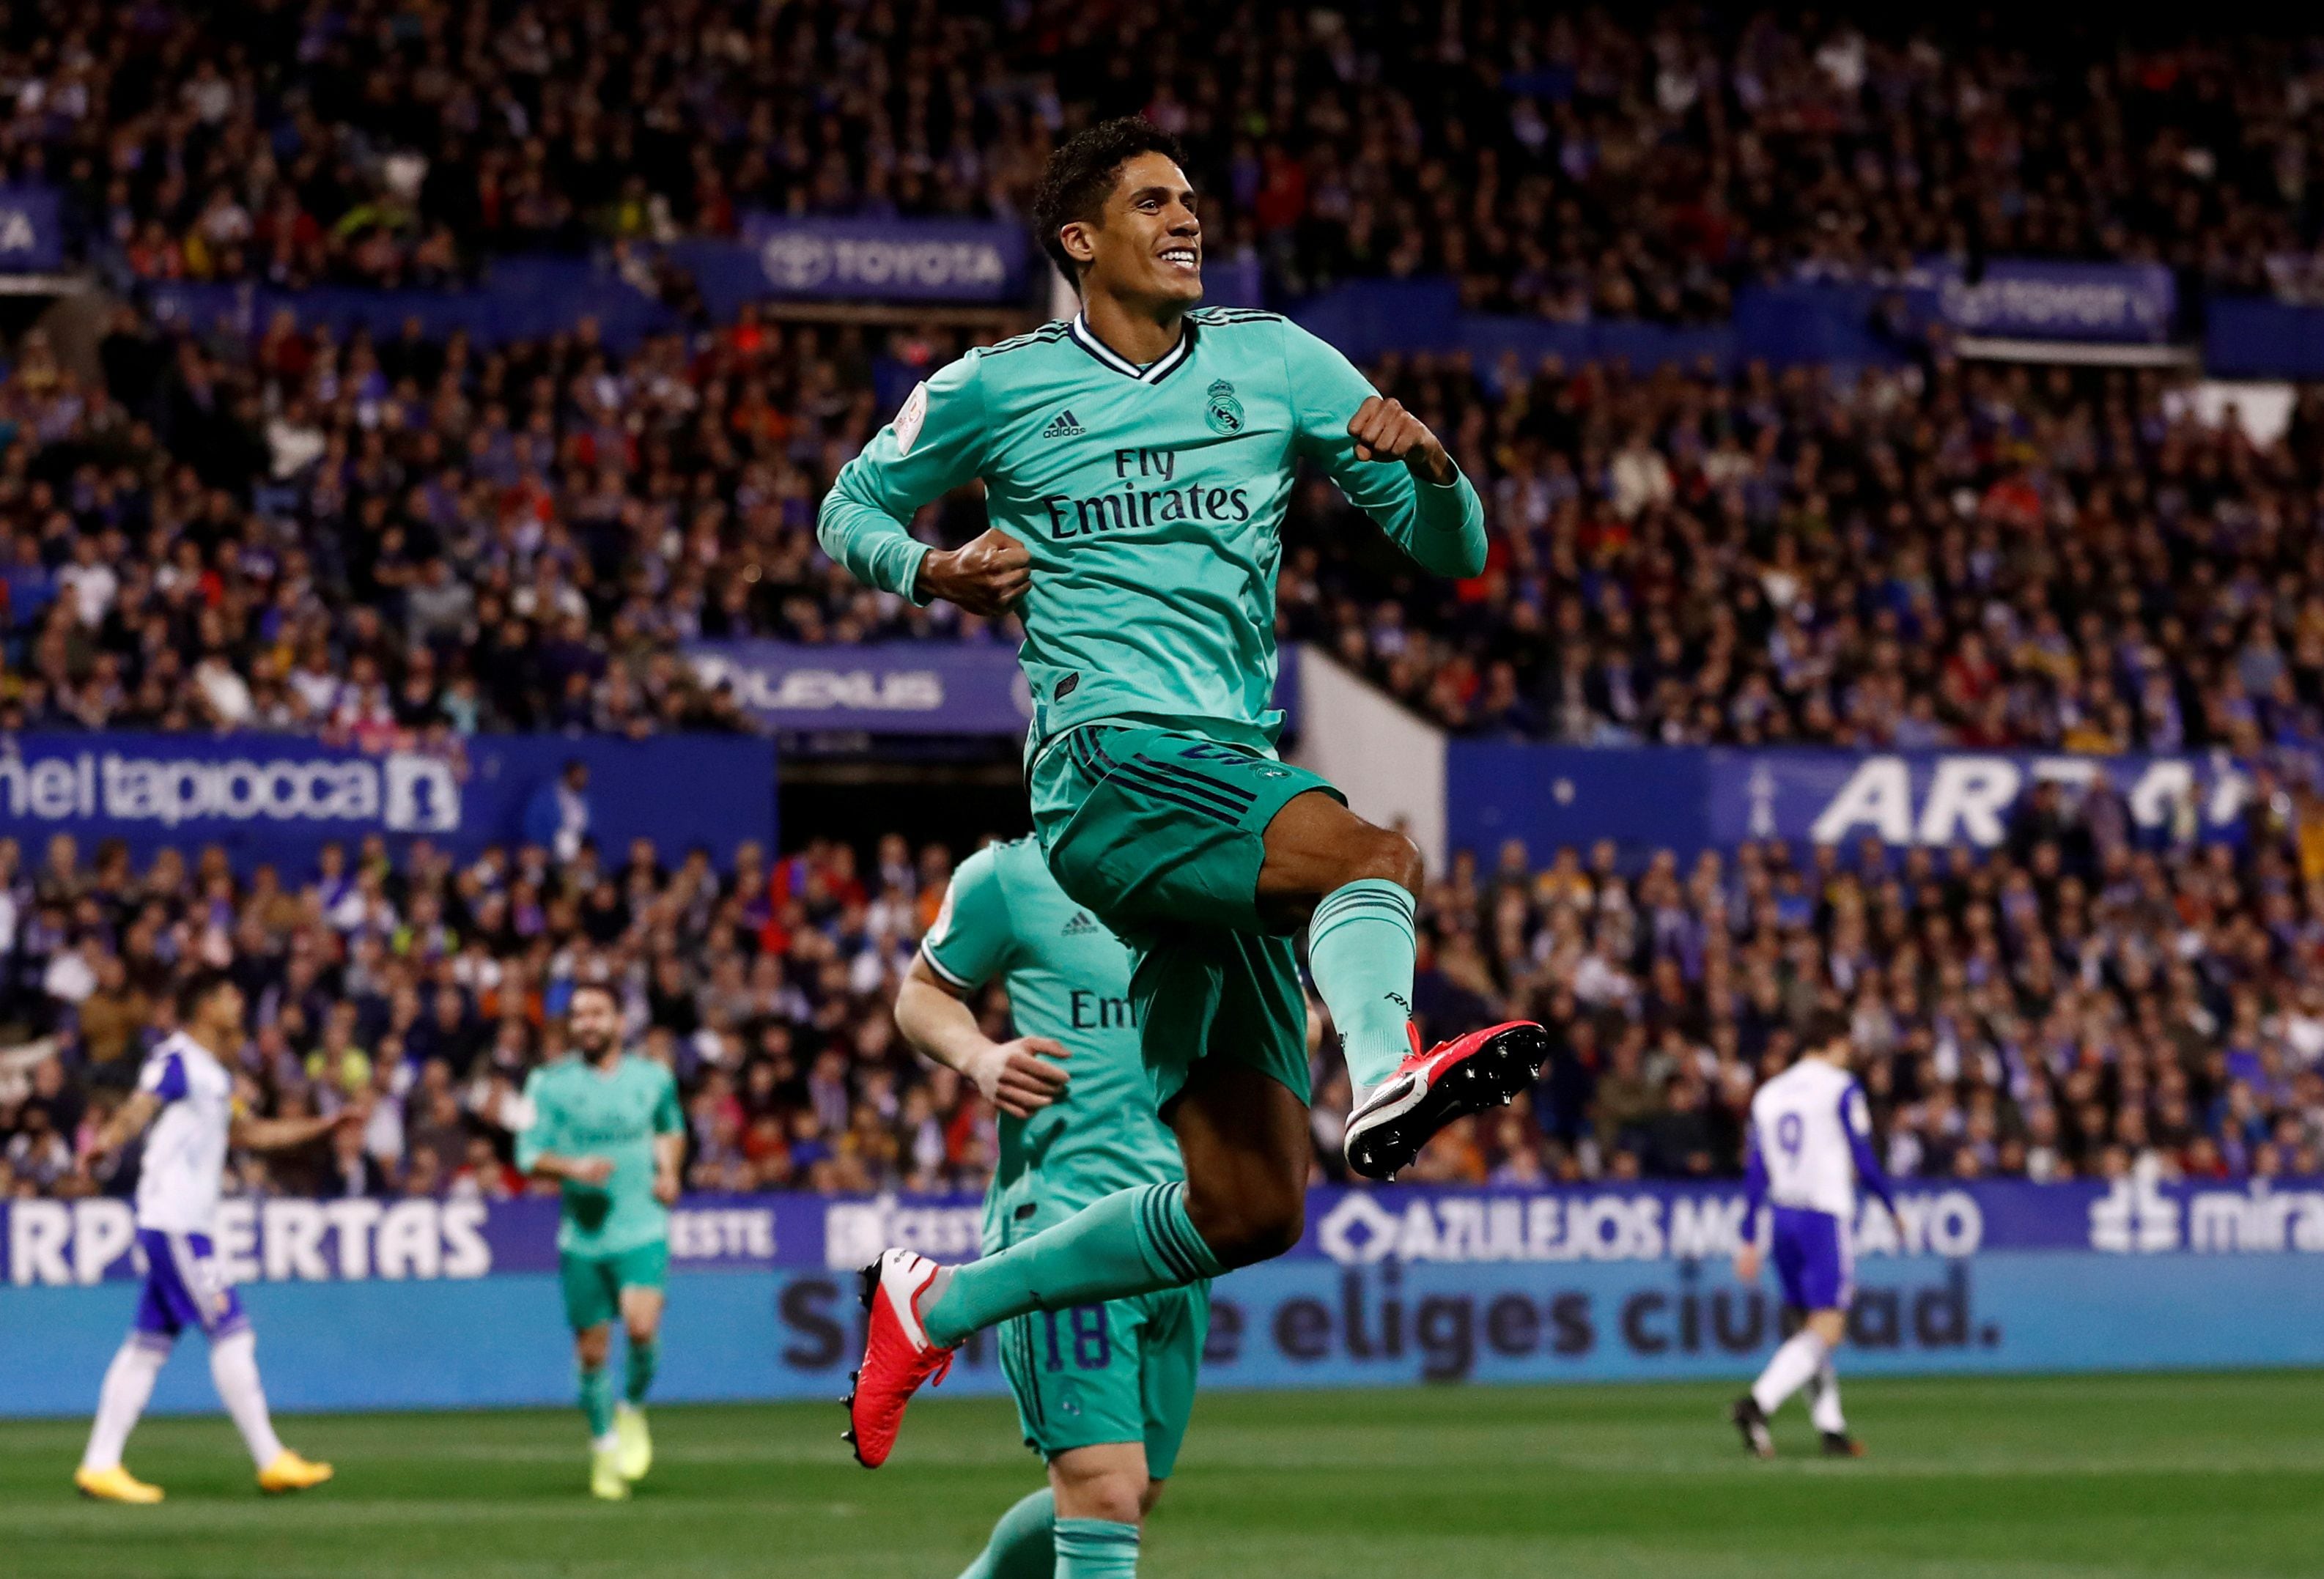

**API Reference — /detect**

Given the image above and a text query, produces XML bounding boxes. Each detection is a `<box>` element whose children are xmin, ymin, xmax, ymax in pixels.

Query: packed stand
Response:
<box><xmin>1390</xmin><ymin>785</ymin><xmax>2324</xmax><ymax>1188</ymax></box>
<box><xmin>7</xmin><ymin>1</ymin><xmax>2324</xmax><ymax>308</ymax></box>
<box><xmin>18</xmin><ymin>287</ymin><xmax>2324</xmax><ymax>758</ymax></box>
<box><xmin>5</xmin><ymin>794</ymin><xmax>2323</xmax><ymax>1203</ymax></box>
<box><xmin>1282</xmin><ymin>351</ymin><xmax>2324</xmax><ymax>758</ymax></box>
<box><xmin>0</xmin><ymin>828</ymin><xmax>986</xmax><ymax>1202</ymax></box>
<box><xmin>0</xmin><ymin>302</ymin><xmax>975</xmax><ymax>739</ymax></box>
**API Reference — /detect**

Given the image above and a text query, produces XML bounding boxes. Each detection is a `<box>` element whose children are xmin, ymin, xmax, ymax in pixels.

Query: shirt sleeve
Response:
<box><xmin>653</xmin><ymin>1065</ymin><xmax>683</xmax><ymax>1136</ymax></box>
<box><xmin>1280</xmin><ymin>319</ymin><xmax>1488</xmax><ymax>579</ymax></box>
<box><xmin>815</xmin><ymin>352</ymin><xmax>990</xmax><ymax>604</ymax></box>
<box><xmin>512</xmin><ymin>1068</ymin><xmax>558</xmax><ymax>1173</ymax></box>
<box><xmin>920</xmin><ymin>846</ymin><xmax>1014</xmax><ymax>991</ymax></box>
<box><xmin>137</xmin><ymin>1050</ymin><xmax>188</xmax><ymax>1104</ymax></box>
<box><xmin>1841</xmin><ymin>1083</ymin><xmax>1897</xmax><ymax>1216</ymax></box>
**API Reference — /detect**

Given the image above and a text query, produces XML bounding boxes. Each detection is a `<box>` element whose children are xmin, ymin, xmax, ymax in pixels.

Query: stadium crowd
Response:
<box><xmin>7</xmin><ymin>0</ymin><xmax>2324</xmax><ymax>311</ymax></box>
<box><xmin>4</xmin><ymin>0</ymin><xmax>2324</xmax><ymax>1208</ymax></box>
<box><xmin>3</xmin><ymin>774</ymin><xmax>2323</xmax><ymax>1203</ymax></box>
<box><xmin>1281</xmin><ymin>352</ymin><xmax>2324</xmax><ymax>759</ymax></box>
<box><xmin>10</xmin><ymin>284</ymin><xmax>2324</xmax><ymax>761</ymax></box>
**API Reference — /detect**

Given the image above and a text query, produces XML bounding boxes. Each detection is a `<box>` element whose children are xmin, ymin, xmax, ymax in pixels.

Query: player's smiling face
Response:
<box><xmin>569</xmin><ymin>986</ymin><xmax>621</xmax><ymax>1061</ymax></box>
<box><xmin>1074</xmin><ymin>152</ymin><xmax>1203</xmax><ymax>307</ymax></box>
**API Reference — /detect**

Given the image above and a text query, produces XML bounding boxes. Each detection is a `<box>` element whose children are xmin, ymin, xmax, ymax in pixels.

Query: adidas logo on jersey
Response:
<box><xmin>1062</xmin><ymin>911</ymin><xmax>1101</xmax><ymax>936</ymax></box>
<box><xmin>1041</xmin><ymin>410</ymin><xmax>1085</xmax><ymax>437</ymax></box>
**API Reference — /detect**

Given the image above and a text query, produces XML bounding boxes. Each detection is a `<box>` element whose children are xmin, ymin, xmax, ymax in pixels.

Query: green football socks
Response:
<box><xmin>1054</xmin><ymin>1519</ymin><xmax>1140</xmax><ymax>1577</ymax></box>
<box><xmin>923</xmin><ymin>1182</ymin><xmax>1223</xmax><ymax>1348</ymax></box>
<box><xmin>958</xmin><ymin>1488</ymin><xmax>1057</xmax><ymax>1579</ymax></box>
<box><xmin>579</xmin><ymin>1364</ymin><xmax>616</xmax><ymax>1440</ymax></box>
<box><xmin>624</xmin><ymin>1336</ymin><xmax>659</xmax><ymax>1405</ymax></box>
<box><xmin>1307</xmin><ymin>879</ymin><xmax>1419</xmax><ymax>1088</ymax></box>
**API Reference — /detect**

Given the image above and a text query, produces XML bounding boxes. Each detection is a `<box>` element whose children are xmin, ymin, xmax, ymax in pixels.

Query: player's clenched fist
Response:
<box><xmin>967</xmin><ymin>1035</ymin><xmax>1071</xmax><ymax>1120</ymax></box>
<box><xmin>1348</xmin><ymin>395</ymin><xmax>1457</xmax><ymax>485</ymax></box>
<box><xmin>918</xmin><ymin>526</ymin><xmax>1032</xmax><ymax>615</ymax></box>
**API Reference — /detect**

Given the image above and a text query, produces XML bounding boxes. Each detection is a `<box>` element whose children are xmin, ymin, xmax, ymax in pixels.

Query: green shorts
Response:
<box><xmin>1030</xmin><ymin>724</ymin><xmax>1328</xmax><ymax>1109</ymax></box>
<box><xmin>559</xmin><ymin>1240</ymin><xmax>668</xmax><ymax>1332</ymax></box>
<box><xmin>997</xmin><ymin>1282</ymin><xmax>1211</xmax><ymax>1475</ymax></box>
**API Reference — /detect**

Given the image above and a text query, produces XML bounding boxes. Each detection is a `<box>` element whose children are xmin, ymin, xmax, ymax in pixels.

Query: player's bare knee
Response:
<box><xmin>1052</xmin><ymin>1463</ymin><xmax>1146</xmax><ymax>1527</ymax></box>
<box><xmin>1190</xmin><ymin>1175</ymin><xmax>1303</xmax><ymax>1268</ymax></box>
<box><xmin>1343</xmin><ymin>824</ymin><xmax>1423</xmax><ymax>898</ymax></box>
<box><xmin>1240</xmin><ymin>1184</ymin><xmax>1305</xmax><ymax>1262</ymax></box>
<box><xmin>575</xmin><ymin>1328</ymin><xmax>611</xmax><ymax>1369</ymax></box>
<box><xmin>1083</xmin><ymin>1474</ymin><xmax>1145</xmax><ymax>1527</ymax></box>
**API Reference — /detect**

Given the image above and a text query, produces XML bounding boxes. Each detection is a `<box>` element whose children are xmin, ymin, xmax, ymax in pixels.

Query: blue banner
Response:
<box><xmin>5</xmin><ymin>1179</ymin><xmax>2324</xmax><ymax>1415</ymax></box>
<box><xmin>674</xmin><ymin>216</ymin><xmax>1030</xmax><ymax>317</ymax></box>
<box><xmin>687</xmin><ymin>640</ymin><xmax>1034</xmax><ymax>736</ymax></box>
<box><xmin>1293</xmin><ymin>279</ymin><xmax>1749</xmax><ymax>374</ymax></box>
<box><xmin>148</xmin><ymin>256</ymin><xmax>681</xmax><ymax>354</ymax></box>
<box><xmin>0</xmin><ymin>185</ymin><xmax>62</xmax><ymax>272</ymax></box>
<box><xmin>690</xmin><ymin>641</ymin><xmax>1302</xmax><ymax>739</ymax></box>
<box><xmin>8</xmin><ymin>1178</ymin><xmax>2302</xmax><ymax>1285</ymax></box>
<box><xmin>1290</xmin><ymin>262</ymin><xmax>2178</xmax><ymax>374</ymax></box>
<box><xmin>0</xmin><ymin>731</ymin><xmax>775</xmax><ymax>868</ymax></box>
<box><xmin>1926</xmin><ymin>258</ymin><xmax>2176</xmax><ymax>342</ymax></box>
<box><xmin>2205</xmin><ymin>295</ymin><xmax>2324</xmax><ymax>380</ymax></box>
<box><xmin>1447</xmin><ymin>744</ymin><xmax>2251</xmax><ymax>865</ymax></box>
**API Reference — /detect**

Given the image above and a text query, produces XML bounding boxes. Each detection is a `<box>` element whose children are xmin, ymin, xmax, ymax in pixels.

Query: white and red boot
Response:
<box><xmin>1343</xmin><ymin>1021</ymin><xmax>1551</xmax><ymax>1180</ymax></box>
<box><xmin>842</xmin><ymin>1249</ymin><xmax>956</xmax><ymax>1468</ymax></box>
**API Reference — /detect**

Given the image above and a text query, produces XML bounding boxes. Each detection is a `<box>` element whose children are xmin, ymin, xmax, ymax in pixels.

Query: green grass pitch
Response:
<box><xmin>10</xmin><ymin>1374</ymin><xmax>2323</xmax><ymax>1577</ymax></box>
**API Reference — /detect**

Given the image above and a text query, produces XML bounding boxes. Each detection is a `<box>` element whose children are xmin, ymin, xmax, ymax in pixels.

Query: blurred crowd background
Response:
<box><xmin>14</xmin><ymin>3</ymin><xmax>2324</xmax><ymax>309</ymax></box>
<box><xmin>7</xmin><ymin>780</ymin><xmax>2324</xmax><ymax>1202</ymax></box>
<box><xmin>3</xmin><ymin>5</ymin><xmax>2324</xmax><ymax>1201</ymax></box>
<box><xmin>11</xmin><ymin>310</ymin><xmax>2324</xmax><ymax>763</ymax></box>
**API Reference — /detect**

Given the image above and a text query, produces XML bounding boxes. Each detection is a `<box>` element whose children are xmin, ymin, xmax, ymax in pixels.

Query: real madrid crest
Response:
<box><xmin>1204</xmin><ymin>377</ymin><xmax>1245</xmax><ymax>435</ymax></box>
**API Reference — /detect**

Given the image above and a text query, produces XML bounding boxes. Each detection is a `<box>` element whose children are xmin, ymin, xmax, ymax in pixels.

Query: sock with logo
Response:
<box><xmin>923</xmin><ymin>1182</ymin><xmax>1224</xmax><ymax>1349</ymax></box>
<box><xmin>580</xmin><ymin>1364</ymin><xmax>616</xmax><ymax>1442</ymax></box>
<box><xmin>1053</xmin><ymin>1518</ymin><xmax>1140</xmax><ymax>1578</ymax></box>
<box><xmin>1808</xmin><ymin>1357</ymin><xmax>1846</xmax><ymax>1434</ymax></box>
<box><xmin>624</xmin><ymin>1336</ymin><xmax>659</xmax><ymax>1405</ymax></box>
<box><xmin>1308</xmin><ymin>879</ymin><xmax>1419</xmax><ymax>1088</ymax></box>
<box><xmin>959</xmin><ymin>1487</ymin><xmax>1057</xmax><ymax>1579</ymax></box>
<box><xmin>1751</xmin><ymin>1328</ymin><xmax>1830</xmax><ymax>1416</ymax></box>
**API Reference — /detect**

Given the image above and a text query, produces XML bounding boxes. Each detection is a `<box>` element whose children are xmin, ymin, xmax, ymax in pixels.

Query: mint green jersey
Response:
<box><xmin>515</xmin><ymin>1053</ymin><xmax>684</xmax><ymax>1255</ymax></box>
<box><xmin>818</xmin><ymin>308</ymin><xmax>1486</xmax><ymax>753</ymax></box>
<box><xmin>921</xmin><ymin>837</ymin><xmax>1181</xmax><ymax>1252</ymax></box>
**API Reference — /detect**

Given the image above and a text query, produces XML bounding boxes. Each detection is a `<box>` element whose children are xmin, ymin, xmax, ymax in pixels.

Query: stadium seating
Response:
<box><xmin>4</xmin><ymin>4</ymin><xmax>2324</xmax><ymax>1207</ymax></box>
<box><xmin>6</xmin><ymin>797</ymin><xmax>2323</xmax><ymax>1201</ymax></box>
<box><xmin>25</xmin><ymin>4</ymin><xmax>2317</xmax><ymax>311</ymax></box>
<box><xmin>12</xmin><ymin>303</ymin><xmax>2324</xmax><ymax>763</ymax></box>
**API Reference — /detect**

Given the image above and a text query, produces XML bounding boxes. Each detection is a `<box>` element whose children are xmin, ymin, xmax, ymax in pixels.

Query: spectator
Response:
<box><xmin>3</xmin><ymin>809</ymin><xmax>2324</xmax><ymax>1201</ymax></box>
<box><xmin>318</xmin><ymin>1120</ymin><xmax>391</xmax><ymax>1200</ymax></box>
<box><xmin>73</xmin><ymin>955</ymin><xmax>151</xmax><ymax>1088</ymax></box>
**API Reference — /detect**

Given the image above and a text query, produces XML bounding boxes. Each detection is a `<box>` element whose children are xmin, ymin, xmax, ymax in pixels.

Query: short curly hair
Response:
<box><xmin>1031</xmin><ymin>117</ymin><xmax>1188</xmax><ymax>289</ymax></box>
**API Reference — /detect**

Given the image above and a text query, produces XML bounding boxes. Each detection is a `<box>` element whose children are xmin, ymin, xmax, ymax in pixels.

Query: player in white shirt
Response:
<box><xmin>74</xmin><ymin>969</ymin><xmax>351</xmax><ymax>1504</ymax></box>
<box><xmin>1730</xmin><ymin>1012</ymin><xmax>1896</xmax><ymax>1459</ymax></box>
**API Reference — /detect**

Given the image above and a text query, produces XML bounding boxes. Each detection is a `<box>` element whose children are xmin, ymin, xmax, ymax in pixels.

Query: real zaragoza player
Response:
<box><xmin>514</xmin><ymin>983</ymin><xmax>685</xmax><ymax>1501</ymax></box>
<box><xmin>1731</xmin><ymin>1013</ymin><xmax>1895</xmax><ymax>1460</ymax></box>
<box><xmin>894</xmin><ymin>837</ymin><xmax>1203</xmax><ymax>1578</ymax></box>
<box><xmin>823</xmin><ymin>117</ymin><xmax>1550</xmax><ymax>1502</ymax></box>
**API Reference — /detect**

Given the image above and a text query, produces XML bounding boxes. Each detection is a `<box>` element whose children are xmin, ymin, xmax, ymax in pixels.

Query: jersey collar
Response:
<box><xmin>1068</xmin><ymin>311</ymin><xmax>1197</xmax><ymax>385</ymax></box>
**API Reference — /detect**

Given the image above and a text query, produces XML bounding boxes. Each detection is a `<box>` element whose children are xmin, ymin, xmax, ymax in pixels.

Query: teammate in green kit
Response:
<box><xmin>515</xmin><ymin>983</ymin><xmax>685</xmax><ymax>1501</ymax></box>
<box><xmin>825</xmin><ymin>117</ymin><xmax>1548</xmax><ymax>1506</ymax></box>
<box><xmin>896</xmin><ymin>837</ymin><xmax>1203</xmax><ymax>1578</ymax></box>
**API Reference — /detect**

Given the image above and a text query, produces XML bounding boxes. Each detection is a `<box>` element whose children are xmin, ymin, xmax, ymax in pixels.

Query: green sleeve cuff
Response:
<box><xmin>896</xmin><ymin>539</ymin><xmax>934</xmax><ymax>607</ymax></box>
